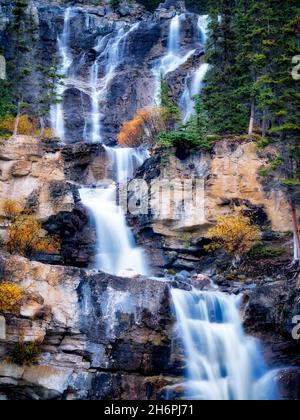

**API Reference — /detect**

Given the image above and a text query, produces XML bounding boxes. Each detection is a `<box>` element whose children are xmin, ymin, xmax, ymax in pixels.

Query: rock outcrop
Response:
<box><xmin>0</xmin><ymin>0</ymin><xmax>203</xmax><ymax>144</ymax></box>
<box><xmin>132</xmin><ymin>139</ymin><xmax>293</xmax><ymax>274</ymax></box>
<box><xmin>0</xmin><ymin>254</ymin><xmax>182</xmax><ymax>400</ymax></box>
<box><xmin>0</xmin><ymin>136</ymin><xmax>107</xmax><ymax>267</ymax></box>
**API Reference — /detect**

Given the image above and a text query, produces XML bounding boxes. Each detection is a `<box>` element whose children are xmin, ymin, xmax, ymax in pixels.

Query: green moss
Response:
<box><xmin>249</xmin><ymin>244</ymin><xmax>285</xmax><ymax>259</ymax></box>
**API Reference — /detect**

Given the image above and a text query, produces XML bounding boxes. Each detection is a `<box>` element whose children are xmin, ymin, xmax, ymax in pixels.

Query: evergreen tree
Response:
<box><xmin>203</xmin><ymin>0</ymin><xmax>249</xmax><ymax>135</ymax></box>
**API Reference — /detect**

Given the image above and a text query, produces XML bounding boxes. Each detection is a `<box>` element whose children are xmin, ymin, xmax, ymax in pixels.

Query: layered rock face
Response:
<box><xmin>0</xmin><ymin>0</ymin><xmax>201</xmax><ymax>144</ymax></box>
<box><xmin>132</xmin><ymin>140</ymin><xmax>293</xmax><ymax>274</ymax></box>
<box><xmin>0</xmin><ymin>255</ymin><xmax>181</xmax><ymax>400</ymax></box>
<box><xmin>0</xmin><ymin>136</ymin><xmax>108</xmax><ymax>267</ymax></box>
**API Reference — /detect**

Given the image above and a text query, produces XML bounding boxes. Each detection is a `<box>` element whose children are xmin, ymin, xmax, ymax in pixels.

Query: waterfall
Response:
<box><xmin>168</xmin><ymin>14</ymin><xmax>181</xmax><ymax>54</ymax></box>
<box><xmin>79</xmin><ymin>186</ymin><xmax>148</xmax><ymax>276</ymax></box>
<box><xmin>89</xmin><ymin>23</ymin><xmax>140</xmax><ymax>143</ymax></box>
<box><xmin>104</xmin><ymin>146</ymin><xmax>150</xmax><ymax>183</ymax></box>
<box><xmin>171</xmin><ymin>287</ymin><xmax>279</xmax><ymax>400</ymax></box>
<box><xmin>180</xmin><ymin>16</ymin><xmax>210</xmax><ymax>122</ymax></box>
<box><xmin>79</xmin><ymin>145</ymin><xmax>149</xmax><ymax>276</ymax></box>
<box><xmin>153</xmin><ymin>14</ymin><xmax>196</xmax><ymax>104</ymax></box>
<box><xmin>50</xmin><ymin>7</ymin><xmax>73</xmax><ymax>140</ymax></box>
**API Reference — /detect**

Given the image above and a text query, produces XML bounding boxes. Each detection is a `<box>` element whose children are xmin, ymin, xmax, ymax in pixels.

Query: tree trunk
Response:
<box><xmin>291</xmin><ymin>203</ymin><xmax>300</xmax><ymax>262</ymax></box>
<box><xmin>248</xmin><ymin>100</ymin><xmax>255</xmax><ymax>135</ymax></box>
<box><xmin>262</xmin><ymin>109</ymin><xmax>268</xmax><ymax>138</ymax></box>
<box><xmin>39</xmin><ymin>116</ymin><xmax>45</xmax><ymax>140</ymax></box>
<box><xmin>13</xmin><ymin>103</ymin><xmax>21</xmax><ymax>137</ymax></box>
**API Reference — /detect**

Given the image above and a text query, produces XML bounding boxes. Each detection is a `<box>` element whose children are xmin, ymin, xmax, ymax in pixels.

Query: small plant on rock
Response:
<box><xmin>8</xmin><ymin>339</ymin><xmax>42</xmax><ymax>366</ymax></box>
<box><xmin>205</xmin><ymin>215</ymin><xmax>261</xmax><ymax>265</ymax></box>
<box><xmin>0</xmin><ymin>282</ymin><xmax>24</xmax><ymax>314</ymax></box>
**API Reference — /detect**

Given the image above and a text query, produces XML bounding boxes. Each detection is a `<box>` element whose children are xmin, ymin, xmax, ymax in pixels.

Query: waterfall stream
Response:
<box><xmin>79</xmin><ymin>143</ymin><xmax>149</xmax><ymax>276</ymax></box>
<box><xmin>171</xmin><ymin>287</ymin><xmax>279</xmax><ymax>400</ymax></box>
<box><xmin>50</xmin><ymin>8</ymin><xmax>280</xmax><ymax>400</ymax></box>
<box><xmin>153</xmin><ymin>14</ymin><xmax>196</xmax><ymax>104</ymax></box>
<box><xmin>50</xmin><ymin>7</ymin><xmax>73</xmax><ymax>139</ymax></box>
<box><xmin>79</xmin><ymin>185</ymin><xmax>148</xmax><ymax>276</ymax></box>
<box><xmin>180</xmin><ymin>16</ymin><xmax>210</xmax><ymax>122</ymax></box>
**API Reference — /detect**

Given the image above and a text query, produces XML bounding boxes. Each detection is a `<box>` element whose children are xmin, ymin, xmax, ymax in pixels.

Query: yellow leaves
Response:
<box><xmin>0</xmin><ymin>115</ymin><xmax>36</xmax><ymax>136</ymax></box>
<box><xmin>1</xmin><ymin>199</ymin><xmax>23</xmax><ymax>222</ymax></box>
<box><xmin>7</xmin><ymin>214</ymin><xmax>60</xmax><ymax>258</ymax></box>
<box><xmin>0</xmin><ymin>282</ymin><xmax>24</xmax><ymax>314</ymax></box>
<box><xmin>2</xmin><ymin>199</ymin><xmax>60</xmax><ymax>258</ymax></box>
<box><xmin>118</xmin><ymin>107</ymin><xmax>165</xmax><ymax>147</ymax></box>
<box><xmin>206</xmin><ymin>215</ymin><xmax>261</xmax><ymax>257</ymax></box>
<box><xmin>0</xmin><ymin>115</ymin><xmax>57</xmax><ymax>139</ymax></box>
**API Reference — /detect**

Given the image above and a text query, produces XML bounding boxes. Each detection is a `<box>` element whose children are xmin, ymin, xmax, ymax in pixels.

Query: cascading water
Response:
<box><xmin>171</xmin><ymin>287</ymin><xmax>279</xmax><ymax>400</ymax></box>
<box><xmin>104</xmin><ymin>146</ymin><xmax>150</xmax><ymax>183</ymax></box>
<box><xmin>153</xmin><ymin>14</ymin><xmax>196</xmax><ymax>104</ymax></box>
<box><xmin>79</xmin><ymin>21</ymin><xmax>149</xmax><ymax>277</ymax></box>
<box><xmin>79</xmin><ymin>186</ymin><xmax>148</xmax><ymax>276</ymax></box>
<box><xmin>89</xmin><ymin>23</ymin><xmax>140</xmax><ymax>143</ymax></box>
<box><xmin>50</xmin><ymin>7</ymin><xmax>73</xmax><ymax>140</ymax></box>
<box><xmin>180</xmin><ymin>16</ymin><xmax>210</xmax><ymax>122</ymax></box>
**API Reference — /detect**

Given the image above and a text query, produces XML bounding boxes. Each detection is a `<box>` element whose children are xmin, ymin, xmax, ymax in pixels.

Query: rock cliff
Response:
<box><xmin>0</xmin><ymin>255</ymin><xmax>181</xmax><ymax>400</ymax></box>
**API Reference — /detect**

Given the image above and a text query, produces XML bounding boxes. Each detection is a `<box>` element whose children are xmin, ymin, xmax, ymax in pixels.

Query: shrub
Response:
<box><xmin>0</xmin><ymin>282</ymin><xmax>24</xmax><ymax>314</ymax></box>
<box><xmin>0</xmin><ymin>114</ymin><xmax>37</xmax><ymax>136</ymax></box>
<box><xmin>249</xmin><ymin>244</ymin><xmax>285</xmax><ymax>259</ymax></box>
<box><xmin>7</xmin><ymin>214</ymin><xmax>60</xmax><ymax>258</ymax></box>
<box><xmin>1</xmin><ymin>199</ymin><xmax>22</xmax><ymax>222</ymax></box>
<box><xmin>9</xmin><ymin>339</ymin><xmax>42</xmax><ymax>366</ymax></box>
<box><xmin>118</xmin><ymin>107</ymin><xmax>164</xmax><ymax>147</ymax></box>
<box><xmin>205</xmin><ymin>215</ymin><xmax>261</xmax><ymax>259</ymax></box>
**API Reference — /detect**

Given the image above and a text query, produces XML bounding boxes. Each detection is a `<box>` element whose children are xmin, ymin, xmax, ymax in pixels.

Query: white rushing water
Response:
<box><xmin>153</xmin><ymin>14</ymin><xmax>196</xmax><ymax>104</ymax></box>
<box><xmin>50</xmin><ymin>7</ymin><xmax>73</xmax><ymax>139</ymax></box>
<box><xmin>89</xmin><ymin>23</ymin><xmax>140</xmax><ymax>143</ymax></box>
<box><xmin>80</xmin><ymin>144</ymin><xmax>149</xmax><ymax>276</ymax></box>
<box><xmin>79</xmin><ymin>20</ymin><xmax>150</xmax><ymax>277</ymax></box>
<box><xmin>180</xmin><ymin>16</ymin><xmax>210</xmax><ymax>122</ymax></box>
<box><xmin>171</xmin><ymin>287</ymin><xmax>279</xmax><ymax>400</ymax></box>
<box><xmin>79</xmin><ymin>186</ymin><xmax>148</xmax><ymax>276</ymax></box>
<box><xmin>104</xmin><ymin>146</ymin><xmax>150</xmax><ymax>183</ymax></box>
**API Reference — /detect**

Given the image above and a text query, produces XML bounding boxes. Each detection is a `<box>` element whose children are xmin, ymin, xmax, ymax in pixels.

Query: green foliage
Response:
<box><xmin>259</xmin><ymin>156</ymin><xmax>283</xmax><ymax>176</ymax></box>
<box><xmin>110</xmin><ymin>0</ymin><xmax>121</xmax><ymax>10</ymax></box>
<box><xmin>281</xmin><ymin>179</ymin><xmax>300</xmax><ymax>187</ymax></box>
<box><xmin>202</xmin><ymin>0</ymin><xmax>300</xmax><ymax>190</ymax></box>
<box><xmin>160</xmin><ymin>76</ymin><xmax>180</xmax><ymax>129</ymax></box>
<box><xmin>256</xmin><ymin>137</ymin><xmax>276</xmax><ymax>149</ymax></box>
<box><xmin>249</xmin><ymin>244</ymin><xmax>285</xmax><ymax>259</ymax></box>
<box><xmin>8</xmin><ymin>339</ymin><xmax>42</xmax><ymax>366</ymax></box>
<box><xmin>136</xmin><ymin>0</ymin><xmax>161</xmax><ymax>12</ymax></box>
<box><xmin>157</xmin><ymin>95</ymin><xmax>216</xmax><ymax>151</ymax></box>
<box><xmin>0</xmin><ymin>81</ymin><xmax>15</xmax><ymax>120</ymax></box>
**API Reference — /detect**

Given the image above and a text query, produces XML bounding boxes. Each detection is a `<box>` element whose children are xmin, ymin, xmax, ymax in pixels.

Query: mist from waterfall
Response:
<box><xmin>50</xmin><ymin>7</ymin><xmax>73</xmax><ymax>140</ymax></box>
<box><xmin>171</xmin><ymin>287</ymin><xmax>279</xmax><ymax>400</ymax></box>
<box><xmin>180</xmin><ymin>16</ymin><xmax>210</xmax><ymax>122</ymax></box>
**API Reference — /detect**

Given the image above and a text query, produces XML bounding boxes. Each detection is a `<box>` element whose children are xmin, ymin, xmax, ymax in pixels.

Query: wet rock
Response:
<box><xmin>191</xmin><ymin>274</ymin><xmax>211</xmax><ymax>290</ymax></box>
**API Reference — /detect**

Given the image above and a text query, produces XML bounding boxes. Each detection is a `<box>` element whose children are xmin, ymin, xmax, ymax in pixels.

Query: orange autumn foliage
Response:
<box><xmin>118</xmin><ymin>107</ymin><xmax>165</xmax><ymax>147</ymax></box>
<box><xmin>2</xmin><ymin>199</ymin><xmax>23</xmax><ymax>222</ymax></box>
<box><xmin>0</xmin><ymin>115</ymin><xmax>58</xmax><ymax>139</ymax></box>
<box><xmin>2</xmin><ymin>199</ymin><xmax>60</xmax><ymax>258</ymax></box>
